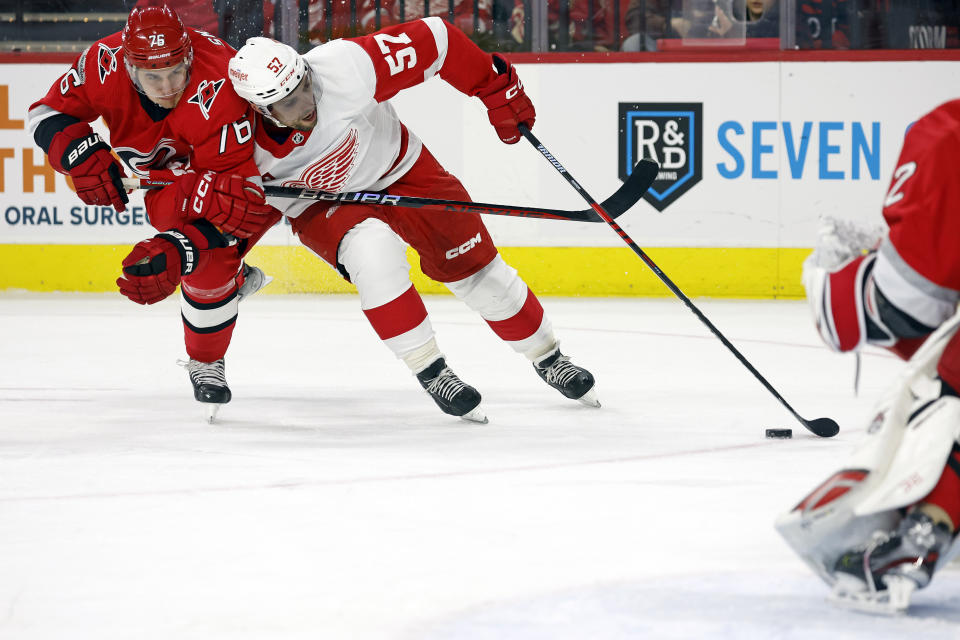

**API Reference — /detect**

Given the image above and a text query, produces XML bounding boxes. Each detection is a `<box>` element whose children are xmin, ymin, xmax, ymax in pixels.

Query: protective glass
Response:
<box><xmin>129</xmin><ymin>60</ymin><xmax>191</xmax><ymax>99</ymax></box>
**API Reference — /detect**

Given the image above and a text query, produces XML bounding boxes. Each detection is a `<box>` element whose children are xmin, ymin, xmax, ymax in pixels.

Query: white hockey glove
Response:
<box><xmin>802</xmin><ymin>217</ymin><xmax>887</xmax><ymax>352</ymax></box>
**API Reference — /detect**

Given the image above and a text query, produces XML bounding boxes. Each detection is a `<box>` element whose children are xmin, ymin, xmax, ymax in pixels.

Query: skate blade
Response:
<box><xmin>206</xmin><ymin>404</ymin><xmax>222</xmax><ymax>424</ymax></box>
<box><xmin>577</xmin><ymin>387</ymin><xmax>601</xmax><ymax>408</ymax></box>
<box><xmin>459</xmin><ymin>406</ymin><xmax>489</xmax><ymax>424</ymax></box>
<box><xmin>828</xmin><ymin>577</ymin><xmax>915</xmax><ymax>616</ymax></box>
<box><xmin>238</xmin><ymin>266</ymin><xmax>273</xmax><ymax>301</ymax></box>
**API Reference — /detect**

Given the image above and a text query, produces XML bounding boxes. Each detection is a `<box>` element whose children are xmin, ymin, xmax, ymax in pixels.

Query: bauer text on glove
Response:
<box><xmin>116</xmin><ymin>221</ymin><xmax>226</xmax><ymax>305</ymax></box>
<box><xmin>47</xmin><ymin>122</ymin><xmax>129</xmax><ymax>211</ymax></box>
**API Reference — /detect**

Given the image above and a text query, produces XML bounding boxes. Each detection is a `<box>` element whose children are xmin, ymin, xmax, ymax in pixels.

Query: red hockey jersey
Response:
<box><xmin>28</xmin><ymin>27</ymin><xmax>260</xmax><ymax>227</ymax></box>
<box><xmin>882</xmin><ymin>99</ymin><xmax>960</xmax><ymax>293</ymax></box>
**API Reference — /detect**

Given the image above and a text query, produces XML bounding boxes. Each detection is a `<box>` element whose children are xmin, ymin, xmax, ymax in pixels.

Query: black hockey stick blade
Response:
<box><xmin>595</xmin><ymin>158</ymin><xmax>659</xmax><ymax>221</ymax></box>
<box><xmin>803</xmin><ymin>417</ymin><xmax>840</xmax><ymax>438</ymax></box>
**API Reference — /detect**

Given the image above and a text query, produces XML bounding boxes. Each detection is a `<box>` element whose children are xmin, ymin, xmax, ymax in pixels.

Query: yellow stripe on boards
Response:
<box><xmin>0</xmin><ymin>244</ymin><xmax>810</xmax><ymax>298</ymax></box>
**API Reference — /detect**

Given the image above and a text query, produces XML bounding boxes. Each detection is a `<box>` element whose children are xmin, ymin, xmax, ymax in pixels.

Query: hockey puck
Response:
<box><xmin>765</xmin><ymin>428</ymin><xmax>793</xmax><ymax>439</ymax></box>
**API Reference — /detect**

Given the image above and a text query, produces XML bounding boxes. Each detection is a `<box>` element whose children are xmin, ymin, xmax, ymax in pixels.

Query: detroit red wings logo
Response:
<box><xmin>187</xmin><ymin>79</ymin><xmax>225</xmax><ymax>120</ymax></box>
<box><xmin>97</xmin><ymin>44</ymin><xmax>121</xmax><ymax>83</ymax></box>
<box><xmin>287</xmin><ymin>129</ymin><xmax>360</xmax><ymax>192</ymax></box>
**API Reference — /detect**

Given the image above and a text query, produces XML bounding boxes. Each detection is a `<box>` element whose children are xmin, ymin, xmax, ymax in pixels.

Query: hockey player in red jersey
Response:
<box><xmin>225</xmin><ymin>18</ymin><xmax>599</xmax><ymax>423</ymax></box>
<box><xmin>776</xmin><ymin>100</ymin><xmax>960</xmax><ymax>613</ymax></box>
<box><xmin>28</xmin><ymin>4</ymin><xmax>280</xmax><ymax>422</ymax></box>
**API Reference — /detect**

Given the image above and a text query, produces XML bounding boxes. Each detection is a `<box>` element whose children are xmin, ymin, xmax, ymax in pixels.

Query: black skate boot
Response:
<box><xmin>832</xmin><ymin>510</ymin><xmax>953</xmax><ymax>612</ymax></box>
<box><xmin>181</xmin><ymin>358</ymin><xmax>232</xmax><ymax>423</ymax></box>
<box><xmin>416</xmin><ymin>358</ymin><xmax>487</xmax><ymax>423</ymax></box>
<box><xmin>533</xmin><ymin>347</ymin><xmax>600</xmax><ymax>408</ymax></box>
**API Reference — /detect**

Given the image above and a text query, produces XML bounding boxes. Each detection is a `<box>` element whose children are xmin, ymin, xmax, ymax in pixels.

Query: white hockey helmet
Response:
<box><xmin>228</xmin><ymin>37</ymin><xmax>308</xmax><ymax>117</ymax></box>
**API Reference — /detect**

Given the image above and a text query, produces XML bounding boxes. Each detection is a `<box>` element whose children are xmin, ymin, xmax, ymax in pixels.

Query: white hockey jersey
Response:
<box><xmin>250</xmin><ymin>17</ymin><xmax>500</xmax><ymax>219</ymax></box>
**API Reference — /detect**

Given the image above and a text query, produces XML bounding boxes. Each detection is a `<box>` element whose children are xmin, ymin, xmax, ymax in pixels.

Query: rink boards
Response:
<box><xmin>1</xmin><ymin>53</ymin><xmax>958</xmax><ymax>297</ymax></box>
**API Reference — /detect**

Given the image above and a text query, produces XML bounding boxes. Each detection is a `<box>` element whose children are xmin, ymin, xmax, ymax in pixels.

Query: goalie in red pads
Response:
<box><xmin>28</xmin><ymin>5</ymin><xmax>280</xmax><ymax>421</ymax></box>
<box><xmin>226</xmin><ymin>18</ymin><xmax>599</xmax><ymax>422</ymax></box>
<box><xmin>778</xmin><ymin>100</ymin><xmax>960</xmax><ymax>613</ymax></box>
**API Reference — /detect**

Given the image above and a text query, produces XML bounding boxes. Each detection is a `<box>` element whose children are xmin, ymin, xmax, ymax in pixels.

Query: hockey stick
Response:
<box><xmin>518</xmin><ymin>124</ymin><xmax>840</xmax><ymax>438</ymax></box>
<box><xmin>120</xmin><ymin>163</ymin><xmax>657</xmax><ymax>223</ymax></box>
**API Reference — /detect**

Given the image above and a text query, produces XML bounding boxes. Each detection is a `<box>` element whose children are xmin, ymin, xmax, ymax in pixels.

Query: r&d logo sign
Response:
<box><xmin>618</xmin><ymin>103</ymin><xmax>702</xmax><ymax>211</ymax></box>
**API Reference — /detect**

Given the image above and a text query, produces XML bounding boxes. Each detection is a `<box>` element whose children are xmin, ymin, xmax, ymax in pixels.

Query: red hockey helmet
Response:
<box><xmin>122</xmin><ymin>5</ymin><xmax>192</xmax><ymax>70</ymax></box>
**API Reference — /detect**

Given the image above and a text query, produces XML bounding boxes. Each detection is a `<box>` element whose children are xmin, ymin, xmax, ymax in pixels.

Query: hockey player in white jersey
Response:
<box><xmin>776</xmin><ymin>101</ymin><xmax>960</xmax><ymax>614</ymax></box>
<box><xmin>226</xmin><ymin>18</ymin><xmax>599</xmax><ymax>423</ymax></box>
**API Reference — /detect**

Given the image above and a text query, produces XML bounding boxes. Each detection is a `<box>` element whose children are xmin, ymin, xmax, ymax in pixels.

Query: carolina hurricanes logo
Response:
<box><xmin>113</xmin><ymin>139</ymin><xmax>185</xmax><ymax>177</ymax></box>
<box><xmin>283</xmin><ymin>129</ymin><xmax>359</xmax><ymax>192</ymax></box>
<box><xmin>292</xmin><ymin>132</ymin><xmax>305</xmax><ymax>145</ymax></box>
<box><xmin>187</xmin><ymin>79</ymin><xmax>225</xmax><ymax>120</ymax></box>
<box><xmin>97</xmin><ymin>44</ymin><xmax>121</xmax><ymax>83</ymax></box>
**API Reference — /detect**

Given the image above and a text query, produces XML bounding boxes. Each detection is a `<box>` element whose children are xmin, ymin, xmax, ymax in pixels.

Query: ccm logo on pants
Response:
<box><xmin>446</xmin><ymin>233</ymin><xmax>482</xmax><ymax>259</ymax></box>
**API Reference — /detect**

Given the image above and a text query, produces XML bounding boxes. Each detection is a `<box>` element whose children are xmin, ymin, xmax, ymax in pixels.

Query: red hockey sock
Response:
<box><xmin>485</xmin><ymin>288</ymin><xmax>544</xmax><ymax>341</ymax></box>
<box><xmin>922</xmin><ymin>445</ymin><xmax>960</xmax><ymax>532</ymax></box>
<box><xmin>181</xmin><ymin>281</ymin><xmax>239</xmax><ymax>363</ymax></box>
<box><xmin>363</xmin><ymin>285</ymin><xmax>428</xmax><ymax>340</ymax></box>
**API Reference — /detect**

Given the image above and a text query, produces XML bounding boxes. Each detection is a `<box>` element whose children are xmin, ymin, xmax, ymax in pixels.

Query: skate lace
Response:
<box><xmin>178</xmin><ymin>359</ymin><xmax>227</xmax><ymax>387</ymax></box>
<box><xmin>543</xmin><ymin>355</ymin><xmax>580</xmax><ymax>386</ymax></box>
<box><xmin>425</xmin><ymin>368</ymin><xmax>467</xmax><ymax>402</ymax></box>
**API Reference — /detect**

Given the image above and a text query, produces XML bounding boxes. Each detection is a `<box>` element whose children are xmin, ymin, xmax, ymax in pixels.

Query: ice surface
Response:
<box><xmin>1</xmin><ymin>293</ymin><xmax>957</xmax><ymax>639</ymax></box>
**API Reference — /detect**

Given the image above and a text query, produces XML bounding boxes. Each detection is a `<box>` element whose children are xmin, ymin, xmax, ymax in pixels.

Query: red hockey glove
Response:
<box><xmin>173</xmin><ymin>171</ymin><xmax>276</xmax><ymax>238</ymax></box>
<box><xmin>117</xmin><ymin>221</ymin><xmax>225</xmax><ymax>305</ymax></box>
<box><xmin>477</xmin><ymin>54</ymin><xmax>536</xmax><ymax>145</ymax></box>
<box><xmin>47</xmin><ymin>122</ymin><xmax>129</xmax><ymax>212</ymax></box>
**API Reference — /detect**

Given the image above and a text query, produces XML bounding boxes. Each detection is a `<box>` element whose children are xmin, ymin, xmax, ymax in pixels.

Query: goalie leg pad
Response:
<box><xmin>777</xmin><ymin>311</ymin><xmax>960</xmax><ymax>570</ymax></box>
<box><xmin>921</xmin><ymin>443</ymin><xmax>960</xmax><ymax>531</ymax></box>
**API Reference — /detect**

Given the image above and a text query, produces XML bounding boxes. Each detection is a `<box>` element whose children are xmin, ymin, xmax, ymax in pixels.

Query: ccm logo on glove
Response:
<box><xmin>192</xmin><ymin>171</ymin><xmax>215</xmax><ymax>215</ymax></box>
<box><xmin>477</xmin><ymin>55</ymin><xmax>535</xmax><ymax>145</ymax></box>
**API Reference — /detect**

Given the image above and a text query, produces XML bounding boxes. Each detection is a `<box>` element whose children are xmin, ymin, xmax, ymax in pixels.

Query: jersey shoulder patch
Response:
<box><xmin>179</xmin><ymin>51</ymin><xmax>248</xmax><ymax>126</ymax></box>
<box><xmin>95</xmin><ymin>43</ymin><xmax>123</xmax><ymax>84</ymax></box>
<box><xmin>72</xmin><ymin>33</ymin><xmax>124</xmax><ymax>96</ymax></box>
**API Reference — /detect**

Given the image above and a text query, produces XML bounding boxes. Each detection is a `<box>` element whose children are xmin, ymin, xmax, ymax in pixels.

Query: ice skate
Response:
<box><xmin>238</xmin><ymin>263</ymin><xmax>273</xmax><ymax>301</ymax></box>
<box><xmin>416</xmin><ymin>358</ymin><xmax>487</xmax><ymax>424</ymax></box>
<box><xmin>533</xmin><ymin>347</ymin><xmax>600</xmax><ymax>407</ymax></box>
<box><xmin>179</xmin><ymin>358</ymin><xmax>232</xmax><ymax>423</ymax></box>
<box><xmin>830</xmin><ymin>511</ymin><xmax>952</xmax><ymax>614</ymax></box>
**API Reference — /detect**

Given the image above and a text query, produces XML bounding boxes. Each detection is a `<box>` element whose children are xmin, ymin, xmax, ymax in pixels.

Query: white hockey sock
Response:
<box><xmin>402</xmin><ymin>337</ymin><xmax>444</xmax><ymax>374</ymax></box>
<box><xmin>524</xmin><ymin>338</ymin><xmax>559</xmax><ymax>363</ymax></box>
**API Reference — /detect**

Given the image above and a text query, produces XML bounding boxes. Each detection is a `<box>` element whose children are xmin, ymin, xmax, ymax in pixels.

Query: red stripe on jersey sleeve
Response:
<box><xmin>349</xmin><ymin>20</ymin><xmax>442</xmax><ymax>103</ymax></box>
